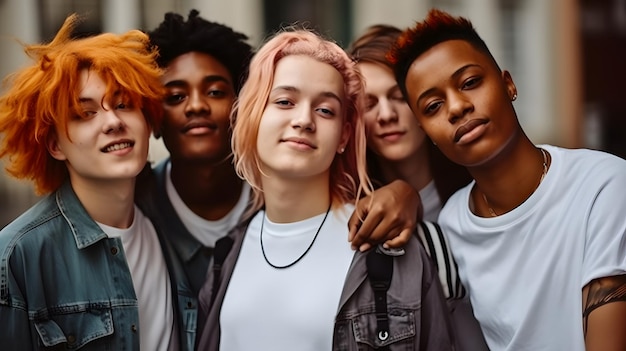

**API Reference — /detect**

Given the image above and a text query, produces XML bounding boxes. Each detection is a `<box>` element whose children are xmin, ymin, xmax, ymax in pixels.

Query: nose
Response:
<box><xmin>376</xmin><ymin>99</ymin><xmax>398</xmax><ymax>125</ymax></box>
<box><xmin>102</xmin><ymin>110</ymin><xmax>125</xmax><ymax>134</ymax></box>
<box><xmin>291</xmin><ymin>106</ymin><xmax>315</xmax><ymax>132</ymax></box>
<box><xmin>184</xmin><ymin>89</ymin><xmax>210</xmax><ymax>117</ymax></box>
<box><xmin>447</xmin><ymin>91</ymin><xmax>473</xmax><ymax>124</ymax></box>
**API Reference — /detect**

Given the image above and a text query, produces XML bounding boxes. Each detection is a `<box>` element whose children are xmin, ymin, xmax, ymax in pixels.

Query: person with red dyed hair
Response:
<box><xmin>389</xmin><ymin>8</ymin><xmax>626</xmax><ymax>351</ymax></box>
<box><xmin>196</xmin><ymin>28</ymin><xmax>455</xmax><ymax>350</ymax></box>
<box><xmin>0</xmin><ymin>14</ymin><xmax>188</xmax><ymax>350</ymax></box>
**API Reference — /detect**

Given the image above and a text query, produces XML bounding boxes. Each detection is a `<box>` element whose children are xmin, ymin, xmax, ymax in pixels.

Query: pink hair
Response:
<box><xmin>231</xmin><ymin>29</ymin><xmax>372</xmax><ymax>212</ymax></box>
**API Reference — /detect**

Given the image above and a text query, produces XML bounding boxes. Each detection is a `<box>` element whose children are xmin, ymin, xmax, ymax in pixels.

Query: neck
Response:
<box><xmin>69</xmin><ymin>176</ymin><xmax>136</xmax><ymax>228</ymax></box>
<box><xmin>376</xmin><ymin>146</ymin><xmax>432</xmax><ymax>192</ymax></box>
<box><xmin>170</xmin><ymin>157</ymin><xmax>244</xmax><ymax>221</ymax></box>
<box><xmin>470</xmin><ymin>139</ymin><xmax>549</xmax><ymax>217</ymax></box>
<box><xmin>262</xmin><ymin>173</ymin><xmax>332</xmax><ymax>223</ymax></box>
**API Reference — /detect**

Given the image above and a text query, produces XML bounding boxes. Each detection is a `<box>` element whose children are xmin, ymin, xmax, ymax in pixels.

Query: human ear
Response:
<box><xmin>502</xmin><ymin>70</ymin><xmax>517</xmax><ymax>101</ymax></box>
<box><xmin>47</xmin><ymin>133</ymin><xmax>67</xmax><ymax>161</ymax></box>
<box><xmin>338</xmin><ymin>122</ymin><xmax>352</xmax><ymax>154</ymax></box>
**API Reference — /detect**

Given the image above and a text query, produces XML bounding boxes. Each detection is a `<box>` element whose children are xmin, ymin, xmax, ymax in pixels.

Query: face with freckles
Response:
<box><xmin>256</xmin><ymin>55</ymin><xmax>350</xmax><ymax>182</ymax></box>
<box><xmin>48</xmin><ymin>69</ymin><xmax>151</xmax><ymax>184</ymax></box>
<box><xmin>404</xmin><ymin>39</ymin><xmax>519</xmax><ymax>167</ymax></box>
<box><xmin>160</xmin><ymin>52</ymin><xmax>235</xmax><ymax>164</ymax></box>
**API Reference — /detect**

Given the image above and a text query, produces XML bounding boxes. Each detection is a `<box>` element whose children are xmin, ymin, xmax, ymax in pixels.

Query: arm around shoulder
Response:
<box><xmin>348</xmin><ymin>179</ymin><xmax>421</xmax><ymax>251</ymax></box>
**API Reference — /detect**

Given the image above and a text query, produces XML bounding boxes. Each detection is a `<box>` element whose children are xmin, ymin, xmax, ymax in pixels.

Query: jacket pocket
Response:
<box><xmin>34</xmin><ymin>308</ymin><xmax>114</xmax><ymax>349</ymax></box>
<box><xmin>352</xmin><ymin>308</ymin><xmax>416</xmax><ymax>349</ymax></box>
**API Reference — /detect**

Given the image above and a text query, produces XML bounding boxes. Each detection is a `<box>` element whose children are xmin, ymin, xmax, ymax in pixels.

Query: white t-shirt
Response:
<box><xmin>165</xmin><ymin>161</ymin><xmax>250</xmax><ymax>247</ymax></box>
<box><xmin>100</xmin><ymin>206</ymin><xmax>177</xmax><ymax>351</ymax></box>
<box><xmin>219</xmin><ymin>204</ymin><xmax>355</xmax><ymax>351</ymax></box>
<box><xmin>439</xmin><ymin>145</ymin><xmax>626</xmax><ymax>351</ymax></box>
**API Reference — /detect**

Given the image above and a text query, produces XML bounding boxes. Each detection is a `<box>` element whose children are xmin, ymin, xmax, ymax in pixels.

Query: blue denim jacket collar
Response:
<box><xmin>153</xmin><ymin>159</ymin><xmax>205</xmax><ymax>262</ymax></box>
<box><xmin>55</xmin><ymin>181</ymin><xmax>108</xmax><ymax>250</ymax></box>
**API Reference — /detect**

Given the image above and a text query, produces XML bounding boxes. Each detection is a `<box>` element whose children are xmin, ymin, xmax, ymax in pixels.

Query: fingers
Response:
<box><xmin>350</xmin><ymin>209</ymin><xmax>385</xmax><ymax>250</ymax></box>
<box><xmin>348</xmin><ymin>179</ymin><xmax>421</xmax><ymax>250</ymax></box>
<box><xmin>347</xmin><ymin>204</ymin><xmax>368</xmax><ymax>242</ymax></box>
<box><xmin>358</xmin><ymin>242</ymin><xmax>372</xmax><ymax>252</ymax></box>
<box><xmin>383</xmin><ymin>228</ymin><xmax>413</xmax><ymax>249</ymax></box>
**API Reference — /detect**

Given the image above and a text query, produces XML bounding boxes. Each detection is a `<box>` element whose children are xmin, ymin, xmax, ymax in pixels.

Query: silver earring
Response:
<box><xmin>512</xmin><ymin>93</ymin><xmax>517</xmax><ymax>101</ymax></box>
<box><xmin>338</xmin><ymin>147</ymin><xmax>345</xmax><ymax>154</ymax></box>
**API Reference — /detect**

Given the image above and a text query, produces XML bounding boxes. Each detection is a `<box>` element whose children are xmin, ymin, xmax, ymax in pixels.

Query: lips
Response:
<box><xmin>453</xmin><ymin>119</ymin><xmax>488</xmax><ymax>143</ymax></box>
<box><xmin>378</xmin><ymin>130</ymin><xmax>405</xmax><ymax>140</ymax></box>
<box><xmin>281</xmin><ymin>136</ymin><xmax>317</xmax><ymax>149</ymax></box>
<box><xmin>181</xmin><ymin>120</ymin><xmax>217</xmax><ymax>133</ymax></box>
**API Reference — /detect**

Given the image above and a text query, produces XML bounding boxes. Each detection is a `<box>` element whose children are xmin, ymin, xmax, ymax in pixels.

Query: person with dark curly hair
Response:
<box><xmin>0</xmin><ymin>14</ymin><xmax>184</xmax><ymax>350</ymax></box>
<box><xmin>143</xmin><ymin>10</ymin><xmax>424</xmax><ymax>347</ymax></box>
<box><xmin>145</xmin><ymin>9</ymin><xmax>255</xmax><ymax>298</ymax></box>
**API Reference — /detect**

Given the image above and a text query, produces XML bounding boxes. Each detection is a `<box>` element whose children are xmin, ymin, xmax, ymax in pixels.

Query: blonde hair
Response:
<box><xmin>231</xmin><ymin>29</ymin><xmax>372</xmax><ymax>212</ymax></box>
<box><xmin>0</xmin><ymin>14</ymin><xmax>164</xmax><ymax>194</ymax></box>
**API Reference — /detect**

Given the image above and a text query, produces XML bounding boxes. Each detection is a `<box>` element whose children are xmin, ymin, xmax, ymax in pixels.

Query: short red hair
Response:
<box><xmin>388</xmin><ymin>8</ymin><xmax>498</xmax><ymax>99</ymax></box>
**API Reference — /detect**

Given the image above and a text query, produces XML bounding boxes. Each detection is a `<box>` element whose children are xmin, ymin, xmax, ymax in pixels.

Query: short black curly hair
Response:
<box><xmin>147</xmin><ymin>9</ymin><xmax>253</xmax><ymax>93</ymax></box>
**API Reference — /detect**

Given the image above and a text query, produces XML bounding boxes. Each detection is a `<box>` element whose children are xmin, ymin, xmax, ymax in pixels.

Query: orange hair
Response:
<box><xmin>0</xmin><ymin>14</ymin><xmax>164</xmax><ymax>194</ymax></box>
<box><xmin>231</xmin><ymin>29</ymin><xmax>372</xmax><ymax>212</ymax></box>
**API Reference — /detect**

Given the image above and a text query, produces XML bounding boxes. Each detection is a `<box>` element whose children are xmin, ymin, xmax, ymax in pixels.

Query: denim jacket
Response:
<box><xmin>0</xmin><ymin>181</ymin><xmax>195</xmax><ymax>350</ymax></box>
<box><xmin>148</xmin><ymin>159</ymin><xmax>212</xmax><ymax>296</ymax></box>
<box><xmin>196</xmin><ymin>217</ymin><xmax>457</xmax><ymax>350</ymax></box>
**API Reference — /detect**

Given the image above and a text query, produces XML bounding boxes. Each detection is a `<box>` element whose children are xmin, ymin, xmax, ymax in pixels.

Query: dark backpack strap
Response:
<box><xmin>210</xmin><ymin>236</ymin><xmax>234</xmax><ymax>308</ymax></box>
<box><xmin>367</xmin><ymin>248</ymin><xmax>394</xmax><ymax>349</ymax></box>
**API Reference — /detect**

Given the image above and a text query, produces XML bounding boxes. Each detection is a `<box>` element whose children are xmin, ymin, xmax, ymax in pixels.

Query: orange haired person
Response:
<box><xmin>0</xmin><ymin>15</ymin><xmax>190</xmax><ymax>350</ymax></box>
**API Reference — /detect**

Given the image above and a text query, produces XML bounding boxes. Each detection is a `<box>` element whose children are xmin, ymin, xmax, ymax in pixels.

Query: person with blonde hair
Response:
<box><xmin>0</xmin><ymin>14</ymin><xmax>187</xmax><ymax>350</ymax></box>
<box><xmin>196</xmin><ymin>28</ymin><xmax>455</xmax><ymax>350</ymax></box>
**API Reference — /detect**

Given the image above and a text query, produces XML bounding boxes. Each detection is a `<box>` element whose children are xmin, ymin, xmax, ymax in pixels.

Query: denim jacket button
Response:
<box><xmin>110</xmin><ymin>247</ymin><xmax>119</xmax><ymax>255</ymax></box>
<box><xmin>67</xmin><ymin>334</ymin><xmax>76</xmax><ymax>344</ymax></box>
<box><xmin>131</xmin><ymin>324</ymin><xmax>138</xmax><ymax>333</ymax></box>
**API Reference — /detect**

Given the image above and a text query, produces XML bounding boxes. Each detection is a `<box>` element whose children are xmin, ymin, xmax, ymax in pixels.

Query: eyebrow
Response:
<box><xmin>415</xmin><ymin>64</ymin><xmax>480</xmax><ymax>105</ymax></box>
<box><xmin>272</xmin><ymin>85</ymin><xmax>343</xmax><ymax>106</ymax></box>
<box><xmin>163</xmin><ymin>75</ymin><xmax>231</xmax><ymax>88</ymax></box>
<box><xmin>78</xmin><ymin>90</ymin><xmax>121</xmax><ymax>104</ymax></box>
<box><xmin>78</xmin><ymin>97</ymin><xmax>96</xmax><ymax>104</ymax></box>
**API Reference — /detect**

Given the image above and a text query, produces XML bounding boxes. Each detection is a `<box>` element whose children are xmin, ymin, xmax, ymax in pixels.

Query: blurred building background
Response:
<box><xmin>1</xmin><ymin>0</ymin><xmax>625</xmax><ymax>227</ymax></box>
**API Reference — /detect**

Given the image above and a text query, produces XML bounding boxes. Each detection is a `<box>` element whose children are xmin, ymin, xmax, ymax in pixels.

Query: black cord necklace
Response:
<box><xmin>260</xmin><ymin>204</ymin><xmax>332</xmax><ymax>269</ymax></box>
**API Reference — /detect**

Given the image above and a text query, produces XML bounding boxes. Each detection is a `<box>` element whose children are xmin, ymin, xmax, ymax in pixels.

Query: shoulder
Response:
<box><xmin>545</xmin><ymin>146</ymin><xmax>626</xmax><ymax>203</ymax></box>
<box><xmin>0</xmin><ymin>195</ymin><xmax>60</xmax><ymax>248</ymax></box>
<box><xmin>547</xmin><ymin>145</ymin><xmax>626</xmax><ymax>176</ymax></box>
